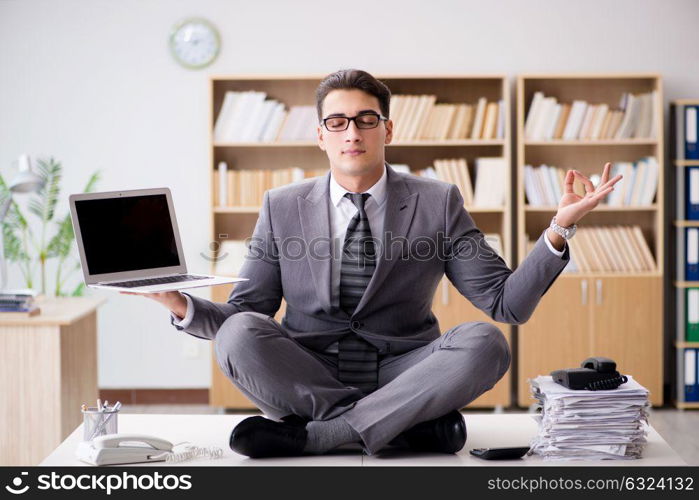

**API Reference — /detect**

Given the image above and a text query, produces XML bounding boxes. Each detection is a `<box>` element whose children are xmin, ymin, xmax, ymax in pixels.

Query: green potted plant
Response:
<box><xmin>0</xmin><ymin>157</ymin><xmax>99</xmax><ymax>296</ymax></box>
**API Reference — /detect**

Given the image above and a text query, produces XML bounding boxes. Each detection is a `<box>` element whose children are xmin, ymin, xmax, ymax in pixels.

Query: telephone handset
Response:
<box><xmin>76</xmin><ymin>433</ymin><xmax>224</xmax><ymax>465</ymax></box>
<box><xmin>95</xmin><ymin>434</ymin><xmax>173</xmax><ymax>452</ymax></box>
<box><xmin>77</xmin><ymin>434</ymin><xmax>173</xmax><ymax>466</ymax></box>
<box><xmin>551</xmin><ymin>356</ymin><xmax>628</xmax><ymax>390</ymax></box>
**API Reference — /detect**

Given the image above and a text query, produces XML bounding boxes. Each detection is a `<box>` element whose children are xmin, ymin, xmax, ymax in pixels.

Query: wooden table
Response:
<box><xmin>0</xmin><ymin>296</ymin><xmax>106</xmax><ymax>465</ymax></box>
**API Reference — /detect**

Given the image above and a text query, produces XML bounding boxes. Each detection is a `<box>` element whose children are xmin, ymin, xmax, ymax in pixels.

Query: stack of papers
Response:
<box><xmin>528</xmin><ymin>375</ymin><xmax>650</xmax><ymax>461</ymax></box>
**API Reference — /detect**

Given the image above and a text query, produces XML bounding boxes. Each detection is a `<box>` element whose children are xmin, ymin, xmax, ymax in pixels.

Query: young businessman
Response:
<box><xmin>125</xmin><ymin>69</ymin><xmax>621</xmax><ymax>457</ymax></box>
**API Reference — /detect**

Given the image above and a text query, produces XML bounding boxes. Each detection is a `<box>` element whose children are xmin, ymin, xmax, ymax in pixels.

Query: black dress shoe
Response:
<box><xmin>280</xmin><ymin>414</ymin><xmax>310</xmax><ymax>427</ymax></box>
<box><xmin>229</xmin><ymin>416</ymin><xmax>308</xmax><ymax>458</ymax></box>
<box><xmin>390</xmin><ymin>410</ymin><xmax>466</xmax><ymax>454</ymax></box>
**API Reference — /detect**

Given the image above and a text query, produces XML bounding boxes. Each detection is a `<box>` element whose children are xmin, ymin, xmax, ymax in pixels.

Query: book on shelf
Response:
<box><xmin>686</xmin><ymin>167</ymin><xmax>699</xmax><ymax>220</ymax></box>
<box><xmin>606</xmin><ymin>157</ymin><xmax>659</xmax><ymax>206</ymax></box>
<box><xmin>470</xmin><ymin>97</ymin><xmax>487</xmax><ymax>140</ymax></box>
<box><xmin>527</xmin><ymin>225</ymin><xmax>655</xmax><ymax>273</ymax></box>
<box><xmin>683</xmin><ymin>105</ymin><xmax>698</xmax><ymax>160</ymax></box>
<box><xmin>430</xmin><ymin>158</ymin><xmax>473</xmax><ymax>205</ymax></box>
<box><xmin>524</xmin><ymin>90</ymin><xmax>657</xmax><ymax>141</ymax></box>
<box><xmin>213</xmin><ymin>90</ymin><xmax>319</xmax><ymax>143</ymax></box>
<box><xmin>524</xmin><ymin>158</ymin><xmax>658</xmax><ymax>207</ymax></box>
<box><xmin>414</xmin><ymin>157</ymin><xmax>506</xmax><ymax>208</ymax></box>
<box><xmin>276</xmin><ymin>105</ymin><xmax>317</xmax><ymax>142</ymax></box>
<box><xmin>473</xmin><ymin>157</ymin><xmax>507</xmax><ymax>207</ymax></box>
<box><xmin>685</xmin><ymin>349</ymin><xmax>699</xmax><ymax>402</ymax></box>
<box><xmin>389</xmin><ymin>94</ymin><xmax>504</xmax><ymax>142</ymax></box>
<box><xmin>687</xmin><ymin>289</ymin><xmax>699</xmax><ymax>342</ymax></box>
<box><xmin>686</xmin><ymin>228</ymin><xmax>699</xmax><ymax>281</ymax></box>
<box><xmin>213</xmin><ymin>167</ymin><xmax>328</xmax><ymax>207</ymax></box>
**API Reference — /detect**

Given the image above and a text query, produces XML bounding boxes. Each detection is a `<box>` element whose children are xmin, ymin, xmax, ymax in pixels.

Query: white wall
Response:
<box><xmin>1</xmin><ymin>0</ymin><xmax>697</xmax><ymax>389</ymax></box>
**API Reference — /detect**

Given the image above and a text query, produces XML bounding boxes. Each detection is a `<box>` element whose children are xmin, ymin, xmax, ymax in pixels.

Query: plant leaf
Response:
<box><xmin>83</xmin><ymin>171</ymin><xmax>101</xmax><ymax>193</ymax></box>
<box><xmin>30</xmin><ymin>157</ymin><xmax>62</xmax><ymax>223</ymax></box>
<box><xmin>46</xmin><ymin>214</ymin><xmax>74</xmax><ymax>259</ymax></box>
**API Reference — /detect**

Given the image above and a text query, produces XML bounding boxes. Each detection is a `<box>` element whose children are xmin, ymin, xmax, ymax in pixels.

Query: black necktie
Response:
<box><xmin>338</xmin><ymin>192</ymin><xmax>379</xmax><ymax>395</ymax></box>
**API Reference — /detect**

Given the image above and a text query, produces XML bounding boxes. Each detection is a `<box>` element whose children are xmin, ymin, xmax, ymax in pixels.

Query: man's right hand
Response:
<box><xmin>120</xmin><ymin>290</ymin><xmax>188</xmax><ymax>319</ymax></box>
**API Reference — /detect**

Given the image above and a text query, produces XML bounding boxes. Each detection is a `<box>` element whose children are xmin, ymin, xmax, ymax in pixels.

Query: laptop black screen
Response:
<box><xmin>75</xmin><ymin>194</ymin><xmax>180</xmax><ymax>275</ymax></box>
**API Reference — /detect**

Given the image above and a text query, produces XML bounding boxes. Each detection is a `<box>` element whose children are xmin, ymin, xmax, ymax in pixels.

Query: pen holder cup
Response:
<box><xmin>82</xmin><ymin>407</ymin><xmax>119</xmax><ymax>441</ymax></box>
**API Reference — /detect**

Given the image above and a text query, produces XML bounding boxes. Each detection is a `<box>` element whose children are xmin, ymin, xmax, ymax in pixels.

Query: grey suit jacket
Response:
<box><xmin>172</xmin><ymin>164</ymin><xmax>570</xmax><ymax>355</ymax></box>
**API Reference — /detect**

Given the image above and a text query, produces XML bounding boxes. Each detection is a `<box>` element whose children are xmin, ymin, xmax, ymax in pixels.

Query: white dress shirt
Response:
<box><xmin>328</xmin><ymin>165</ymin><xmax>388</xmax><ymax>309</ymax></box>
<box><xmin>171</xmin><ymin>166</ymin><xmax>565</xmax><ymax>328</ymax></box>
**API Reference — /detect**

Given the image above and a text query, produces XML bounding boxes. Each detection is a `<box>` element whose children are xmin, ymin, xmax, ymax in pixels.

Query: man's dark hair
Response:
<box><xmin>315</xmin><ymin>69</ymin><xmax>391</xmax><ymax>122</ymax></box>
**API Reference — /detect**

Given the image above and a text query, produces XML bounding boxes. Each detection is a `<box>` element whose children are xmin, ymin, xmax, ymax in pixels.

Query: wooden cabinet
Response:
<box><xmin>517</xmin><ymin>276</ymin><xmax>591</xmax><ymax>407</ymax></box>
<box><xmin>518</xmin><ymin>275</ymin><xmax>662</xmax><ymax>406</ymax></box>
<box><xmin>0</xmin><ymin>297</ymin><xmax>105</xmax><ymax>465</ymax></box>
<box><xmin>208</xmin><ymin>75</ymin><xmax>513</xmax><ymax>409</ymax></box>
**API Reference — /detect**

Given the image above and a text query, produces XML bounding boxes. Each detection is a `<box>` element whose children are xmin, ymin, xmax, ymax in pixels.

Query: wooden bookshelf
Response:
<box><xmin>516</xmin><ymin>74</ymin><xmax>664</xmax><ymax>407</ymax></box>
<box><xmin>208</xmin><ymin>74</ymin><xmax>513</xmax><ymax>410</ymax></box>
<box><xmin>670</xmin><ymin>100</ymin><xmax>699</xmax><ymax>410</ymax></box>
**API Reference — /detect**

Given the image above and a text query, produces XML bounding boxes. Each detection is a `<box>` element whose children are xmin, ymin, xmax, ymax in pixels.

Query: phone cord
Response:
<box><xmin>150</xmin><ymin>442</ymin><xmax>223</xmax><ymax>463</ymax></box>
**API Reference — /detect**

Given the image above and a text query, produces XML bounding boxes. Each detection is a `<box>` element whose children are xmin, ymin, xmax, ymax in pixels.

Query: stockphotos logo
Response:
<box><xmin>4</xmin><ymin>472</ymin><xmax>29</xmax><ymax>495</ymax></box>
<box><xmin>3</xmin><ymin>471</ymin><xmax>192</xmax><ymax>496</ymax></box>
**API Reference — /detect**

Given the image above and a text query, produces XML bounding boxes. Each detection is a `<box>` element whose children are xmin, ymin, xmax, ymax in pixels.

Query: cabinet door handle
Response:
<box><xmin>441</xmin><ymin>279</ymin><xmax>449</xmax><ymax>305</ymax></box>
<box><xmin>596</xmin><ymin>279</ymin><xmax>603</xmax><ymax>305</ymax></box>
<box><xmin>581</xmin><ymin>279</ymin><xmax>588</xmax><ymax>306</ymax></box>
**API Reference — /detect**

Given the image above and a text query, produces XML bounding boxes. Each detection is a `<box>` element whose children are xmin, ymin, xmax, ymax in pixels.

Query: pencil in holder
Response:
<box><xmin>82</xmin><ymin>406</ymin><xmax>119</xmax><ymax>441</ymax></box>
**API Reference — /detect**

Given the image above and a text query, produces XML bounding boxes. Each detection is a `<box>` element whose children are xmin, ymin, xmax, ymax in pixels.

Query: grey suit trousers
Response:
<box><xmin>214</xmin><ymin>311</ymin><xmax>511</xmax><ymax>454</ymax></box>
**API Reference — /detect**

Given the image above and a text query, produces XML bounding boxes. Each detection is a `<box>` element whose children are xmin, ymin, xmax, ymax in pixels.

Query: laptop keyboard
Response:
<box><xmin>108</xmin><ymin>275</ymin><xmax>212</xmax><ymax>288</ymax></box>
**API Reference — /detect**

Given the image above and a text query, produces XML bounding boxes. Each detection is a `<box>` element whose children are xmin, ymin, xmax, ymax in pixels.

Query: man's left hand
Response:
<box><xmin>554</xmin><ymin>162</ymin><xmax>623</xmax><ymax>227</ymax></box>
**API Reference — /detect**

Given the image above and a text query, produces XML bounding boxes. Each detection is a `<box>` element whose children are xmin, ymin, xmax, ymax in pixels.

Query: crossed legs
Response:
<box><xmin>214</xmin><ymin>311</ymin><xmax>511</xmax><ymax>454</ymax></box>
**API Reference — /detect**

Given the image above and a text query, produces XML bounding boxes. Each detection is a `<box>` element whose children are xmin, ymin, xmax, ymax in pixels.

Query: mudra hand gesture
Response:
<box><xmin>555</xmin><ymin>162</ymin><xmax>623</xmax><ymax>227</ymax></box>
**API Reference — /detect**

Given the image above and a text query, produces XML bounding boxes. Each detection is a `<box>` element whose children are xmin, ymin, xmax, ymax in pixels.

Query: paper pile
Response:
<box><xmin>528</xmin><ymin>375</ymin><xmax>650</xmax><ymax>460</ymax></box>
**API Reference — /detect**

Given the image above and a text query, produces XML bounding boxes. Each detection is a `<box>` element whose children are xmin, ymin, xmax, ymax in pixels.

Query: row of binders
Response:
<box><xmin>524</xmin><ymin>90</ymin><xmax>657</xmax><ymax>141</ymax></box>
<box><xmin>678</xmin><ymin>106</ymin><xmax>699</xmax><ymax>402</ymax></box>
<box><xmin>214</xmin><ymin>162</ymin><xmax>327</xmax><ymax>207</ymax></box>
<box><xmin>214</xmin><ymin>91</ymin><xmax>318</xmax><ymax>142</ymax></box>
<box><xmin>524</xmin><ymin>157</ymin><xmax>659</xmax><ymax>207</ymax></box>
<box><xmin>684</xmin><ymin>349</ymin><xmax>699</xmax><ymax>402</ymax></box>
<box><xmin>528</xmin><ymin>225</ymin><xmax>656</xmax><ymax>273</ymax></box>
<box><xmin>415</xmin><ymin>157</ymin><xmax>507</xmax><ymax>207</ymax></box>
<box><xmin>390</xmin><ymin>95</ymin><xmax>505</xmax><ymax>141</ymax></box>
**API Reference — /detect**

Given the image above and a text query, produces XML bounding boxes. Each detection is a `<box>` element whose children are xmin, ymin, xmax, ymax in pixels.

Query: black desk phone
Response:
<box><xmin>550</xmin><ymin>356</ymin><xmax>628</xmax><ymax>390</ymax></box>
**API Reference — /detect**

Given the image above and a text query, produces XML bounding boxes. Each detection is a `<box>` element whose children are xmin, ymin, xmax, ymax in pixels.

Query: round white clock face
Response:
<box><xmin>170</xmin><ymin>18</ymin><xmax>220</xmax><ymax>69</ymax></box>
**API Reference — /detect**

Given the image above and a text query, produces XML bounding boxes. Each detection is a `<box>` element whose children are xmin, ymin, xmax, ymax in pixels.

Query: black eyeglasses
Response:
<box><xmin>321</xmin><ymin>112</ymin><xmax>388</xmax><ymax>132</ymax></box>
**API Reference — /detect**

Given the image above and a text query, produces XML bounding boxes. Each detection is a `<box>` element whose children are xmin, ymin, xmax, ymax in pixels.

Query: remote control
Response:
<box><xmin>469</xmin><ymin>447</ymin><xmax>530</xmax><ymax>460</ymax></box>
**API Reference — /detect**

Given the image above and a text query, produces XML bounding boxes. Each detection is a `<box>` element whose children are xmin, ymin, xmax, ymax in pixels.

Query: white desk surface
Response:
<box><xmin>40</xmin><ymin>413</ymin><xmax>686</xmax><ymax>467</ymax></box>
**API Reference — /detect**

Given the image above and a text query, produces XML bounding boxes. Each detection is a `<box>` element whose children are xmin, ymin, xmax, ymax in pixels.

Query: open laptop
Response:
<box><xmin>69</xmin><ymin>187</ymin><xmax>247</xmax><ymax>293</ymax></box>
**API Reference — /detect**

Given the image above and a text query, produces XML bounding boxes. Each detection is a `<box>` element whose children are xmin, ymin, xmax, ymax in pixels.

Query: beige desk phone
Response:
<box><xmin>76</xmin><ymin>434</ymin><xmax>173</xmax><ymax>466</ymax></box>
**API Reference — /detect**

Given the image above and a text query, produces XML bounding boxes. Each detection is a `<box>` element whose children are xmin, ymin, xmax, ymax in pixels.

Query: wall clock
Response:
<box><xmin>170</xmin><ymin>18</ymin><xmax>220</xmax><ymax>69</ymax></box>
